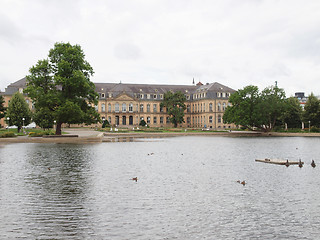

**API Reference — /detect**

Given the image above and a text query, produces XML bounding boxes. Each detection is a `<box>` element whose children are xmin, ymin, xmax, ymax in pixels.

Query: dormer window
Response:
<box><xmin>101</xmin><ymin>93</ymin><xmax>105</xmax><ymax>98</ymax></box>
<box><xmin>153</xmin><ymin>94</ymin><xmax>157</xmax><ymax>99</ymax></box>
<box><xmin>217</xmin><ymin>92</ymin><xmax>221</xmax><ymax>97</ymax></box>
<box><xmin>147</xmin><ymin>94</ymin><xmax>150</xmax><ymax>99</ymax></box>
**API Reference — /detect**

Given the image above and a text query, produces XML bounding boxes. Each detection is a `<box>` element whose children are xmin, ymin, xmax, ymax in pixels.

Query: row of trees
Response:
<box><xmin>223</xmin><ymin>84</ymin><xmax>318</xmax><ymax>131</ymax></box>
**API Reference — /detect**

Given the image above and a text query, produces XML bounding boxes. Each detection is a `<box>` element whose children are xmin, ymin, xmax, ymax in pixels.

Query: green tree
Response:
<box><xmin>0</xmin><ymin>95</ymin><xmax>6</xmax><ymax>125</ymax></box>
<box><xmin>224</xmin><ymin>85</ymin><xmax>286</xmax><ymax>132</ymax></box>
<box><xmin>6</xmin><ymin>92</ymin><xmax>32</xmax><ymax>132</ymax></box>
<box><xmin>160</xmin><ymin>91</ymin><xmax>186</xmax><ymax>127</ymax></box>
<box><xmin>223</xmin><ymin>85</ymin><xmax>261</xmax><ymax>130</ymax></box>
<box><xmin>258</xmin><ymin>85</ymin><xmax>286</xmax><ymax>131</ymax></box>
<box><xmin>303</xmin><ymin>93</ymin><xmax>320</xmax><ymax>127</ymax></box>
<box><xmin>280</xmin><ymin>97</ymin><xmax>302</xmax><ymax>128</ymax></box>
<box><xmin>25</xmin><ymin>42</ymin><xmax>100</xmax><ymax>135</ymax></box>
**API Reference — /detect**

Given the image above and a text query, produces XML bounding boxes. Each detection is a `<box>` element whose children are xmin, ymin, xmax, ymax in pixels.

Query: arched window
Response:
<box><xmin>209</xmin><ymin>103</ymin><xmax>213</xmax><ymax>112</ymax></box>
<box><xmin>108</xmin><ymin>103</ymin><xmax>111</xmax><ymax>112</ymax></box>
<box><xmin>101</xmin><ymin>103</ymin><xmax>105</xmax><ymax>112</ymax></box>
<box><xmin>218</xmin><ymin>114</ymin><xmax>222</xmax><ymax>123</ymax></box>
<box><xmin>122</xmin><ymin>103</ymin><xmax>126</xmax><ymax>112</ymax></box>
<box><xmin>115</xmin><ymin>103</ymin><xmax>119</xmax><ymax>112</ymax></box>
<box><xmin>217</xmin><ymin>103</ymin><xmax>221</xmax><ymax>111</ymax></box>
<box><xmin>140</xmin><ymin>104</ymin><xmax>144</xmax><ymax>112</ymax></box>
<box><xmin>223</xmin><ymin>102</ymin><xmax>226</xmax><ymax>111</ymax></box>
<box><xmin>147</xmin><ymin>104</ymin><xmax>151</xmax><ymax>112</ymax></box>
<box><xmin>129</xmin><ymin>103</ymin><xmax>133</xmax><ymax>112</ymax></box>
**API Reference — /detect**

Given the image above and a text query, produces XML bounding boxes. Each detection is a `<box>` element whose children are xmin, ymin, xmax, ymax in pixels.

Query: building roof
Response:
<box><xmin>4</xmin><ymin>77</ymin><xmax>235</xmax><ymax>100</ymax></box>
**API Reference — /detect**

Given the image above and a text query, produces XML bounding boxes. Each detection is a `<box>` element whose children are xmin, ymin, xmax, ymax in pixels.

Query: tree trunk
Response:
<box><xmin>56</xmin><ymin>122</ymin><xmax>62</xmax><ymax>135</ymax></box>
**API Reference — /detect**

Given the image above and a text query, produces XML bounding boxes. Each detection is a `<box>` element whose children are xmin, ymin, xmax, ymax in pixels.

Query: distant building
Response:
<box><xmin>1</xmin><ymin>78</ymin><xmax>236</xmax><ymax>129</ymax></box>
<box><xmin>294</xmin><ymin>92</ymin><xmax>308</xmax><ymax>110</ymax></box>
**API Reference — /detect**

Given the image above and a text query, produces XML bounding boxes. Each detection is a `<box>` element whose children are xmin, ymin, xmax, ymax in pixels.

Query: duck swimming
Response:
<box><xmin>311</xmin><ymin>160</ymin><xmax>316</xmax><ymax>168</ymax></box>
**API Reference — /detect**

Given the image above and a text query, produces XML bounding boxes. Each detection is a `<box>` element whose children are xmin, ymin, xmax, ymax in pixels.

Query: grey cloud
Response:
<box><xmin>114</xmin><ymin>43</ymin><xmax>142</xmax><ymax>60</ymax></box>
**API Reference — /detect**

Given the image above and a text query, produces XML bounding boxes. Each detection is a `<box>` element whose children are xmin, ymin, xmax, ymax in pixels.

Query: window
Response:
<box><xmin>115</xmin><ymin>103</ymin><xmax>119</xmax><ymax>112</ymax></box>
<box><xmin>218</xmin><ymin>103</ymin><xmax>221</xmax><ymax>111</ymax></box>
<box><xmin>95</xmin><ymin>105</ymin><xmax>98</xmax><ymax>111</ymax></box>
<box><xmin>166</xmin><ymin>117</ymin><xmax>170</xmax><ymax>123</ymax></box>
<box><xmin>147</xmin><ymin>94</ymin><xmax>150</xmax><ymax>99</ymax></box>
<box><xmin>222</xmin><ymin>92</ymin><xmax>226</xmax><ymax>98</ymax></box>
<box><xmin>218</xmin><ymin>115</ymin><xmax>222</xmax><ymax>123</ymax></box>
<box><xmin>209</xmin><ymin>116</ymin><xmax>213</xmax><ymax>123</ymax></box>
<box><xmin>140</xmin><ymin>104</ymin><xmax>144</xmax><ymax>112</ymax></box>
<box><xmin>160</xmin><ymin>94</ymin><xmax>163</xmax><ymax>99</ymax></box>
<box><xmin>227</xmin><ymin>92</ymin><xmax>230</xmax><ymax>97</ymax></box>
<box><xmin>203</xmin><ymin>103</ymin><xmax>205</xmax><ymax>112</ymax></box>
<box><xmin>160</xmin><ymin>117</ymin><xmax>164</xmax><ymax>124</ymax></box>
<box><xmin>217</xmin><ymin>92</ymin><xmax>221</xmax><ymax>97</ymax></box>
<box><xmin>101</xmin><ymin>93</ymin><xmax>105</xmax><ymax>98</ymax></box>
<box><xmin>122</xmin><ymin>103</ymin><xmax>126</xmax><ymax>112</ymax></box>
<box><xmin>108</xmin><ymin>103</ymin><xmax>111</xmax><ymax>112</ymax></box>
<box><xmin>147</xmin><ymin>116</ymin><xmax>151</xmax><ymax>124</ymax></box>
<box><xmin>187</xmin><ymin>117</ymin><xmax>191</xmax><ymax>124</ymax></box>
<box><xmin>160</xmin><ymin>106</ymin><xmax>164</xmax><ymax>112</ymax></box>
<box><xmin>108</xmin><ymin>116</ymin><xmax>111</xmax><ymax>124</ymax></box>
<box><xmin>109</xmin><ymin>93</ymin><xmax>112</xmax><ymax>98</ymax></box>
<box><xmin>223</xmin><ymin>102</ymin><xmax>226</xmax><ymax>111</ymax></box>
<box><xmin>147</xmin><ymin>104</ymin><xmax>151</xmax><ymax>112</ymax></box>
<box><xmin>140</xmin><ymin>94</ymin><xmax>144</xmax><ymax>99</ymax></box>
<box><xmin>209</xmin><ymin>103</ymin><xmax>213</xmax><ymax>112</ymax></box>
<box><xmin>129</xmin><ymin>103</ymin><xmax>133</xmax><ymax>112</ymax></box>
<box><xmin>187</xmin><ymin>105</ymin><xmax>190</xmax><ymax>113</ymax></box>
<box><xmin>153</xmin><ymin>104</ymin><xmax>157</xmax><ymax>112</ymax></box>
<box><xmin>153</xmin><ymin>117</ymin><xmax>157</xmax><ymax>124</ymax></box>
<box><xmin>200</xmin><ymin>104</ymin><xmax>202</xmax><ymax>112</ymax></box>
<box><xmin>186</xmin><ymin>95</ymin><xmax>190</xmax><ymax>100</ymax></box>
<box><xmin>153</xmin><ymin>94</ymin><xmax>157</xmax><ymax>99</ymax></box>
<box><xmin>101</xmin><ymin>103</ymin><xmax>106</xmax><ymax>112</ymax></box>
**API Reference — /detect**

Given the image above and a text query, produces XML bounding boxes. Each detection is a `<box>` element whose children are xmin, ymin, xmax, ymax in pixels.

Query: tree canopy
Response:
<box><xmin>160</xmin><ymin>91</ymin><xmax>186</xmax><ymax>127</ymax></box>
<box><xmin>6</xmin><ymin>92</ymin><xmax>32</xmax><ymax>132</ymax></box>
<box><xmin>223</xmin><ymin>85</ymin><xmax>286</xmax><ymax>131</ymax></box>
<box><xmin>303</xmin><ymin>93</ymin><xmax>320</xmax><ymax>127</ymax></box>
<box><xmin>25</xmin><ymin>42</ymin><xmax>100</xmax><ymax>134</ymax></box>
<box><xmin>0</xmin><ymin>95</ymin><xmax>6</xmax><ymax>124</ymax></box>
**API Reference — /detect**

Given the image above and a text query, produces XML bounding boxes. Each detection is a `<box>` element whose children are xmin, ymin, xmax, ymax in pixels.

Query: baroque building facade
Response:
<box><xmin>1</xmin><ymin>78</ymin><xmax>236</xmax><ymax>129</ymax></box>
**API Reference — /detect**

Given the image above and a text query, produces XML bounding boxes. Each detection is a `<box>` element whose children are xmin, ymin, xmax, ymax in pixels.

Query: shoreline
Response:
<box><xmin>1</xmin><ymin>130</ymin><xmax>320</xmax><ymax>144</ymax></box>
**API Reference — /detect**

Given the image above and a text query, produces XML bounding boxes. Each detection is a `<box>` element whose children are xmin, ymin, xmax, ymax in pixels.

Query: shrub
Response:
<box><xmin>102</xmin><ymin>120</ymin><xmax>110</xmax><ymax>128</ymax></box>
<box><xmin>139</xmin><ymin>120</ymin><xmax>147</xmax><ymax>126</ymax></box>
<box><xmin>310</xmin><ymin>126</ymin><xmax>320</xmax><ymax>133</ymax></box>
<box><xmin>0</xmin><ymin>132</ymin><xmax>16</xmax><ymax>138</ymax></box>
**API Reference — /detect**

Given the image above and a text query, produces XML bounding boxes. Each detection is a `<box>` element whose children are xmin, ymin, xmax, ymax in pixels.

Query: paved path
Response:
<box><xmin>63</xmin><ymin>128</ymin><xmax>103</xmax><ymax>137</ymax></box>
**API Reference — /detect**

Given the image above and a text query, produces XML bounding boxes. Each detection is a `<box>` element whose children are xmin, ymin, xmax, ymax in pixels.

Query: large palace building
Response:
<box><xmin>1</xmin><ymin>78</ymin><xmax>236</xmax><ymax>129</ymax></box>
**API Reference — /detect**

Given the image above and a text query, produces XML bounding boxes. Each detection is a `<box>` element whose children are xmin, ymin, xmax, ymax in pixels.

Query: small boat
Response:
<box><xmin>255</xmin><ymin>158</ymin><xmax>304</xmax><ymax>166</ymax></box>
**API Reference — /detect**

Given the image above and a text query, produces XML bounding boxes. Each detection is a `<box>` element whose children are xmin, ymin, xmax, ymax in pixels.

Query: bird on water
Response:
<box><xmin>285</xmin><ymin>160</ymin><xmax>290</xmax><ymax>167</ymax></box>
<box><xmin>298</xmin><ymin>159</ymin><xmax>303</xmax><ymax>168</ymax></box>
<box><xmin>311</xmin><ymin>160</ymin><xmax>316</xmax><ymax>168</ymax></box>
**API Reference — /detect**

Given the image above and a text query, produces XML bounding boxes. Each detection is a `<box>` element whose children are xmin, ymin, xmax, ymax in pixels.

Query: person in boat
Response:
<box><xmin>285</xmin><ymin>159</ymin><xmax>290</xmax><ymax>167</ymax></box>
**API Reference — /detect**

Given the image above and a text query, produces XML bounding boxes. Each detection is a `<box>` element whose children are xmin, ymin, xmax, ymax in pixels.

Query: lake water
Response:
<box><xmin>1</xmin><ymin>136</ymin><xmax>320</xmax><ymax>239</ymax></box>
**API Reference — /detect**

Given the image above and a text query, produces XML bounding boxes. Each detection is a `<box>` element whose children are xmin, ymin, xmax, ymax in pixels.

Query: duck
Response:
<box><xmin>241</xmin><ymin>181</ymin><xmax>246</xmax><ymax>186</ymax></box>
<box><xmin>311</xmin><ymin>160</ymin><xmax>316</xmax><ymax>168</ymax></box>
<box><xmin>285</xmin><ymin>159</ymin><xmax>290</xmax><ymax>167</ymax></box>
<box><xmin>298</xmin><ymin>159</ymin><xmax>303</xmax><ymax>168</ymax></box>
<box><xmin>132</xmin><ymin>177</ymin><xmax>138</xmax><ymax>182</ymax></box>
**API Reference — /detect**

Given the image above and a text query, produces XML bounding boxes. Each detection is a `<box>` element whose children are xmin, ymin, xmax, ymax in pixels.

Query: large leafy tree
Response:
<box><xmin>303</xmin><ymin>93</ymin><xmax>320</xmax><ymax>127</ymax></box>
<box><xmin>223</xmin><ymin>85</ymin><xmax>261</xmax><ymax>130</ymax></box>
<box><xmin>280</xmin><ymin>97</ymin><xmax>302</xmax><ymax>128</ymax></box>
<box><xmin>6</xmin><ymin>92</ymin><xmax>32</xmax><ymax>132</ymax></box>
<box><xmin>0</xmin><ymin>95</ymin><xmax>6</xmax><ymax>124</ymax></box>
<box><xmin>224</xmin><ymin>85</ymin><xmax>286</xmax><ymax>132</ymax></box>
<box><xmin>25</xmin><ymin>42</ymin><xmax>100</xmax><ymax>135</ymax></box>
<box><xmin>258</xmin><ymin>85</ymin><xmax>286</xmax><ymax>131</ymax></box>
<box><xmin>160</xmin><ymin>91</ymin><xmax>186</xmax><ymax>127</ymax></box>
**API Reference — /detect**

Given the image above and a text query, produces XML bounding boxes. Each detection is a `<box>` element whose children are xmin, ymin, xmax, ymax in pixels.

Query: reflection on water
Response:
<box><xmin>1</xmin><ymin>137</ymin><xmax>320</xmax><ymax>239</ymax></box>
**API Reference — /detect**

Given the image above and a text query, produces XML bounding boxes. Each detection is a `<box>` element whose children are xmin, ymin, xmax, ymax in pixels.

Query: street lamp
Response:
<box><xmin>309</xmin><ymin>120</ymin><xmax>311</xmax><ymax>132</ymax></box>
<box><xmin>6</xmin><ymin>117</ymin><xmax>10</xmax><ymax>131</ymax></box>
<box><xmin>22</xmin><ymin>117</ymin><xmax>25</xmax><ymax>134</ymax></box>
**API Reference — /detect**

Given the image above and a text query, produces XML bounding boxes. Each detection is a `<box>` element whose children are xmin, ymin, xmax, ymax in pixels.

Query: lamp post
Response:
<box><xmin>309</xmin><ymin>120</ymin><xmax>311</xmax><ymax>132</ymax></box>
<box><xmin>6</xmin><ymin>117</ymin><xmax>10</xmax><ymax>131</ymax></box>
<box><xmin>22</xmin><ymin>117</ymin><xmax>25</xmax><ymax>134</ymax></box>
<box><xmin>54</xmin><ymin>120</ymin><xmax>56</xmax><ymax>132</ymax></box>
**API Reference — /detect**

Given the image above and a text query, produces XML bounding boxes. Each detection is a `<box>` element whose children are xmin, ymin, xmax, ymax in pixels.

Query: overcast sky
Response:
<box><xmin>1</xmin><ymin>0</ymin><xmax>320</xmax><ymax>96</ymax></box>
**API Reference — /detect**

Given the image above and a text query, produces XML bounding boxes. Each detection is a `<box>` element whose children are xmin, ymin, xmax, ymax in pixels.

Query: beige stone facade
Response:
<box><xmin>1</xmin><ymin>78</ymin><xmax>236</xmax><ymax>129</ymax></box>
